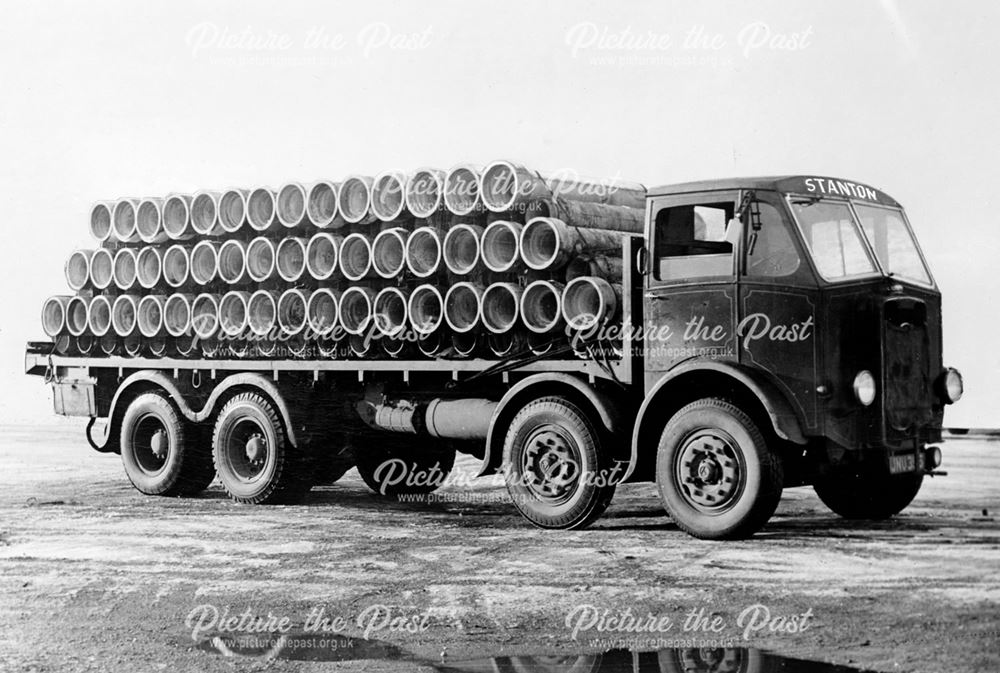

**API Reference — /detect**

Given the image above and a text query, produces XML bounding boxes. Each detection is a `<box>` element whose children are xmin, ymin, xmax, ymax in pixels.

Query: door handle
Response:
<box><xmin>644</xmin><ymin>293</ymin><xmax>668</xmax><ymax>300</ymax></box>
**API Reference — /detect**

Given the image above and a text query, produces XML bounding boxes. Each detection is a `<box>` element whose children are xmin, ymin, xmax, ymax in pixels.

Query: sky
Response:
<box><xmin>0</xmin><ymin>0</ymin><xmax>996</xmax><ymax>426</ymax></box>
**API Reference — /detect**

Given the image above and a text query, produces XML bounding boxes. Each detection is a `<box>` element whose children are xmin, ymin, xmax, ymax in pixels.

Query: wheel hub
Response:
<box><xmin>245</xmin><ymin>434</ymin><xmax>266</xmax><ymax>463</ymax></box>
<box><xmin>522</xmin><ymin>428</ymin><xmax>579</xmax><ymax>501</ymax></box>
<box><xmin>149</xmin><ymin>429</ymin><xmax>168</xmax><ymax>460</ymax></box>
<box><xmin>676</xmin><ymin>431</ymin><xmax>744</xmax><ymax>512</ymax></box>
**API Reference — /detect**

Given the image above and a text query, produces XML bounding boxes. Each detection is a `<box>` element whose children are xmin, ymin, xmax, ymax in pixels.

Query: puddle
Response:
<box><xmin>198</xmin><ymin>632</ymin><xmax>870</xmax><ymax>671</ymax></box>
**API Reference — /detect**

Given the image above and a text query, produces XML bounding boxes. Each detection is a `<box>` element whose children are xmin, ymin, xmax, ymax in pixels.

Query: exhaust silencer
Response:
<box><xmin>137</xmin><ymin>295</ymin><xmax>167</xmax><ymax>338</ymax></box>
<box><xmin>90</xmin><ymin>202</ymin><xmax>113</xmax><ymax>243</ymax></box>
<box><xmin>339</xmin><ymin>175</ymin><xmax>377</xmax><ymax>225</ymax></box>
<box><xmin>306</xmin><ymin>232</ymin><xmax>342</xmax><ymax>281</ymax></box>
<box><xmin>136</xmin><ymin>247</ymin><xmax>162</xmax><ymax>289</ymax></box>
<box><xmin>112</xmin><ymin>198</ymin><xmax>141</xmax><ymax>243</ymax></box>
<box><xmin>189</xmin><ymin>241</ymin><xmax>220</xmax><ymax>285</ymax></box>
<box><xmin>136</xmin><ymin>197</ymin><xmax>169</xmax><ymax>243</ymax></box>
<box><xmin>275</xmin><ymin>237</ymin><xmax>307</xmax><ymax>282</ymax></box>
<box><xmin>480</xmin><ymin>282</ymin><xmax>522</xmax><ymax>333</ymax></box>
<box><xmin>521</xmin><ymin>280</ymin><xmax>565</xmax><ymax>333</ymax></box>
<box><xmin>164</xmin><ymin>294</ymin><xmax>194</xmax><ymax>337</ymax></box>
<box><xmin>481</xmin><ymin>221</ymin><xmax>523</xmax><ymax>273</ymax></box>
<box><xmin>372</xmin><ymin>227</ymin><xmax>408</xmax><ymax>279</ymax></box>
<box><xmin>163</xmin><ymin>194</ymin><xmax>196</xmax><ymax>240</ymax></box>
<box><xmin>65</xmin><ymin>296</ymin><xmax>89</xmax><ymax>337</ymax></box>
<box><xmin>217</xmin><ymin>239</ymin><xmax>247</xmax><ymax>284</ymax></box>
<box><xmin>442</xmin><ymin>223</ymin><xmax>483</xmax><ymax>275</ymax></box>
<box><xmin>88</xmin><ymin>295</ymin><xmax>113</xmax><ymax>337</ymax></box>
<box><xmin>247</xmin><ymin>290</ymin><xmax>279</xmax><ymax>336</ymax></box>
<box><xmin>191</xmin><ymin>293</ymin><xmax>220</xmax><ymax>339</ymax></box>
<box><xmin>247</xmin><ymin>187</ymin><xmax>278</xmax><ymax>232</ymax></box>
<box><xmin>405</xmin><ymin>227</ymin><xmax>444</xmax><ymax>278</ymax></box>
<box><xmin>405</xmin><ymin>168</ymin><xmax>446</xmax><ymax>218</ymax></box>
<box><xmin>111</xmin><ymin>295</ymin><xmax>139</xmax><ymax>336</ymax></box>
<box><xmin>276</xmin><ymin>183</ymin><xmax>309</xmax><ymax>228</ymax></box>
<box><xmin>65</xmin><ymin>250</ymin><xmax>94</xmax><ymax>291</ymax></box>
<box><xmin>520</xmin><ymin>217</ymin><xmax>622</xmax><ymax>271</ymax></box>
<box><xmin>444</xmin><ymin>165</ymin><xmax>482</xmax><ymax>216</ymax></box>
<box><xmin>219</xmin><ymin>188</ymin><xmax>248</xmax><ymax>233</ymax></box>
<box><xmin>408</xmin><ymin>284</ymin><xmax>444</xmax><ymax>335</ymax></box>
<box><xmin>278</xmin><ymin>289</ymin><xmax>308</xmax><ymax>335</ymax></box>
<box><xmin>562</xmin><ymin>276</ymin><xmax>620</xmax><ymax>331</ymax></box>
<box><xmin>219</xmin><ymin>291</ymin><xmax>251</xmax><ymax>336</ymax></box>
<box><xmin>307</xmin><ymin>288</ymin><xmax>341</xmax><ymax>335</ymax></box>
<box><xmin>245</xmin><ymin>236</ymin><xmax>277</xmax><ymax>282</ymax></box>
<box><xmin>444</xmin><ymin>282</ymin><xmax>484</xmax><ymax>334</ymax></box>
<box><xmin>113</xmin><ymin>248</ymin><xmax>138</xmax><ymax>290</ymax></box>
<box><xmin>373</xmin><ymin>287</ymin><xmax>409</xmax><ymax>337</ymax></box>
<box><xmin>191</xmin><ymin>191</ymin><xmax>225</xmax><ymax>236</ymax></box>
<box><xmin>371</xmin><ymin>171</ymin><xmax>409</xmax><ymax>222</ymax></box>
<box><xmin>307</xmin><ymin>180</ymin><xmax>344</xmax><ymax>229</ymax></box>
<box><xmin>339</xmin><ymin>286</ymin><xmax>376</xmax><ymax>335</ymax></box>
<box><xmin>339</xmin><ymin>233</ymin><xmax>374</xmax><ymax>281</ymax></box>
<box><xmin>89</xmin><ymin>248</ymin><xmax>114</xmax><ymax>290</ymax></box>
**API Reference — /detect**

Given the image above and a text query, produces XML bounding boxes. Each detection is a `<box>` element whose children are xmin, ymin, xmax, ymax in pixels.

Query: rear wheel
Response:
<box><xmin>655</xmin><ymin>398</ymin><xmax>783</xmax><ymax>540</ymax></box>
<box><xmin>813</xmin><ymin>468</ymin><xmax>923</xmax><ymax>519</ymax></box>
<box><xmin>503</xmin><ymin>396</ymin><xmax>616</xmax><ymax>530</ymax></box>
<box><xmin>355</xmin><ymin>440</ymin><xmax>455</xmax><ymax>497</ymax></box>
<box><xmin>212</xmin><ymin>392</ymin><xmax>310</xmax><ymax>504</ymax></box>
<box><xmin>120</xmin><ymin>392</ymin><xmax>214</xmax><ymax>496</ymax></box>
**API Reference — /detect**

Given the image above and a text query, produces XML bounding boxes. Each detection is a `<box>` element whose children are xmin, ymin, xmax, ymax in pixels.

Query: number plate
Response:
<box><xmin>889</xmin><ymin>453</ymin><xmax>916</xmax><ymax>474</ymax></box>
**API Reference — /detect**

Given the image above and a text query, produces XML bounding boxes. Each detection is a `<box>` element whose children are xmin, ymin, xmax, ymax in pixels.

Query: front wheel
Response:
<box><xmin>503</xmin><ymin>396</ymin><xmax>616</xmax><ymax>530</ymax></box>
<box><xmin>813</xmin><ymin>469</ymin><xmax>923</xmax><ymax>519</ymax></box>
<box><xmin>655</xmin><ymin>398</ymin><xmax>783</xmax><ymax>540</ymax></box>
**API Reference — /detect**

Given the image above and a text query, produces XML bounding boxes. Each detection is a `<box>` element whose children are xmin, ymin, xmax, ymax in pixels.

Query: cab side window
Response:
<box><xmin>654</xmin><ymin>202</ymin><xmax>735</xmax><ymax>281</ymax></box>
<box><xmin>745</xmin><ymin>201</ymin><xmax>801</xmax><ymax>278</ymax></box>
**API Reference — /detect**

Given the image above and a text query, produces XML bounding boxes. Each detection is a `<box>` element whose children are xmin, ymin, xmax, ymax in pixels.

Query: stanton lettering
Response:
<box><xmin>803</xmin><ymin>177</ymin><xmax>878</xmax><ymax>201</ymax></box>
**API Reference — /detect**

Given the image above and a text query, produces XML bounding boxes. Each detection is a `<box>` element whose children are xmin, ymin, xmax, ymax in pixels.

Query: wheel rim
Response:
<box><xmin>521</xmin><ymin>425</ymin><xmax>582</xmax><ymax>504</ymax></box>
<box><xmin>674</xmin><ymin>428</ymin><xmax>746</xmax><ymax>514</ymax></box>
<box><xmin>130</xmin><ymin>413</ymin><xmax>170</xmax><ymax>475</ymax></box>
<box><xmin>225</xmin><ymin>418</ymin><xmax>269</xmax><ymax>482</ymax></box>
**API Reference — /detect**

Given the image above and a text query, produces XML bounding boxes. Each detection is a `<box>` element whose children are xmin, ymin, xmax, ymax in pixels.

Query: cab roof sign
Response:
<box><xmin>778</xmin><ymin>176</ymin><xmax>899</xmax><ymax>206</ymax></box>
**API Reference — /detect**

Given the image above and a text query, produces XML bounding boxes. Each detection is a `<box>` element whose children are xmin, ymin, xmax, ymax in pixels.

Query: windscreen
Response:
<box><xmin>788</xmin><ymin>199</ymin><xmax>876</xmax><ymax>281</ymax></box>
<box><xmin>853</xmin><ymin>203</ymin><xmax>932</xmax><ymax>285</ymax></box>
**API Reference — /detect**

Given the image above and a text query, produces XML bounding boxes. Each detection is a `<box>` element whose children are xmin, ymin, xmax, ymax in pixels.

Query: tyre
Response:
<box><xmin>655</xmin><ymin>398</ymin><xmax>783</xmax><ymax>540</ymax></box>
<box><xmin>212</xmin><ymin>392</ymin><xmax>311</xmax><ymax>504</ymax></box>
<box><xmin>120</xmin><ymin>392</ymin><xmax>214</xmax><ymax>496</ymax></box>
<box><xmin>355</xmin><ymin>440</ymin><xmax>455</xmax><ymax>497</ymax></box>
<box><xmin>658</xmin><ymin>647</ymin><xmax>762</xmax><ymax>673</ymax></box>
<box><xmin>813</xmin><ymin>468</ymin><xmax>923</xmax><ymax>519</ymax></box>
<box><xmin>503</xmin><ymin>396</ymin><xmax>617</xmax><ymax>530</ymax></box>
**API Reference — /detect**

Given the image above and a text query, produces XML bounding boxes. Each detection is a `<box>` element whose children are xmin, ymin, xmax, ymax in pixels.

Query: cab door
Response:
<box><xmin>643</xmin><ymin>191</ymin><xmax>740</xmax><ymax>390</ymax></box>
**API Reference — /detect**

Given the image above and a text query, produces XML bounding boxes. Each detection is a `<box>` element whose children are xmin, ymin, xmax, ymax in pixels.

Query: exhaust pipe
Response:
<box><xmin>113</xmin><ymin>248</ymin><xmax>138</xmax><ymax>290</ymax></box>
<box><xmin>444</xmin><ymin>282</ymin><xmax>484</xmax><ymax>333</ymax></box>
<box><xmin>161</xmin><ymin>244</ymin><xmax>190</xmax><ymax>288</ymax></box>
<box><xmin>275</xmin><ymin>237</ymin><xmax>307</xmax><ymax>282</ymax></box>
<box><xmin>247</xmin><ymin>290</ymin><xmax>279</xmax><ymax>336</ymax></box>
<box><xmin>276</xmin><ymin>182</ymin><xmax>309</xmax><ymax>228</ymax></box>
<box><xmin>519</xmin><ymin>217</ymin><xmax>623</xmax><ymax>271</ymax></box>
<box><xmin>373</xmin><ymin>287</ymin><xmax>409</xmax><ymax>337</ymax></box>
<box><xmin>217</xmin><ymin>239</ymin><xmax>247</xmax><ymax>284</ymax></box>
<box><xmin>481</xmin><ymin>221</ymin><xmax>523</xmax><ymax>273</ymax></box>
<box><xmin>451</xmin><ymin>332</ymin><xmax>478</xmax><ymax>357</ymax></box>
<box><xmin>307</xmin><ymin>288</ymin><xmax>341</xmax><ymax>336</ymax></box>
<box><xmin>444</xmin><ymin>164</ymin><xmax>482</xmax><ymax>216</ymax></box>
<box><xmin>189</xmin><ymin>240</ymin><xmax>220</xmax><ymax>285</ymax></box>
<box><xmin>405</xmin><ymin>168</ymin><xmax>446</xmax><ymax>218</ymax></box>
<box><xmin>408</xmin><ymin>284</ymin><xmax>444</xmax><ymax>335</ymax></box>
<box><xmin>89</xmin><ymin>248</ymin><xmax>114</xmax><ymax>290</ymax></box>
<box><xmin>339</xmin><ymin>233</ymin><xmax>374</xmax><ymax>281</ymax></box>
<box><xmin>89</xmin><ymin>202</ymin><xmax>113</xmax><ymax>243</ymax></box>
<box><xmin>442</xmin><ymin>223</ymin><xmax>483</xmax><ymax>275</ymax></box>
<box><xmin>88</xmin><ymin>295</ymin><xmax>113</xmax><ymax>337</ymax></box>
<box><xmin>245</xmin><ymin>236</ymin><xmax>277</xmax><ymax>282</ymax></box>
<box><xmin>163</xmin><ymin>294</ymin><xmax>194</xmax><ymax>337</ymax></box>
<box><xmin>247</xmin><ymin>187</ymin><xmax>278</xmax><ymax>232</ymax></box>
<box><xmin>339</xmin><ymin>286</ymin><xmax>376</xmax><ymax>335</ymax></box>
<box><xmin>371</xmin><ymin>171</ymin><xmax>409</xmax><ymax>221</ymax></box>
<box><xmin>65</xmin><ymin>296</ymin><xmax>89</xmax><ymax>337</ymax></box>
<box><xmin>136</xmin><ymin>246</ymin><xmax>162</xmax><ymax>289</ymax></box>
<box><xmin>405</xmin><ymin>226</ymin><xmax>444</xmax><ymax>277</ymax></box>
<box><xmin>307</xmin><ymin>180</ymin><xmax>344</xmax><ymax>228</ymax></box>
<box><xmin>219</xmin><ymin>291</ymin><xmax>251</xmax><ymax>336</ymax></box>
<box><xmin>528</xmin><ymin>199</ymin><xmax>643</xmax><ymax>234</ymax></box>
<box><xmin>112</xmin><ymin>198</ymin><xmax>141</xmax><ymax>243</ymax></box>
<box><xmin>111</xmin><ymin>295</ymin><xmax>139</xmax><ymax>336</ymax></box>
<box><xmin>306</xmin><ymin>232</ymin><xmax>343</xmax><ymax>281</ymax></box>
<box><xmin>372</xmin><ymin>227</ymin><xmax>408</xmax><ymax>279</ymax></box>
<box><xmin>163</xmin><ymin>194</ymin><xmax>196</xmax><ymax>240</ymax></box>
<box><xmin>65</xmin><ymin>250</ymin><xmax>94</xmax><ymax>292</ymax></box>
<box><xmin>136</xmin><ymin>197</ymin><xmax>169</xmax><ymax>243</ymax></box>
<box><xmin>219</xmin><ymin>188</ymin><xmax>248</xmax><ymax>233</ymax></box>
<box><xmin>480</xmin><ymin>282</ymin><xmax>522</xmax><ymax>333</ymax></box>
<box><xmin>190</xmin><ymin>191</ymin><xmax>224</xmax><ymax>236</ymax></box>
<box><xmin>562</xmin><ymin>276</ymin><xmax>620</xmax><ymax>331</ymax></box>
<box><xmin>521</xmin><ymin>280</ymin><xmax>565</xmax><ymax>333</ymax></box>
<box><xmin>565</xmin><ymin>254</ymin><xmax>623</xmax><ymax>282</ymax></box>
<box><xmin>278</xmin><ymin>289</ymin><xmax>308</xmax><ymax>335</ymax></box>
<box><xmin>191</xmin><ymin>293</ymin><xmax>220</xmax><ymax>339</ymax></box>
<box><xmin>339</xmin><ymin>175</ymin><xmax>377</xmax><ymax>225</ymax></box>
<box><xmin>137</xmin><ymin>295</ymin><xmax>167</xmax><ymax>338</ymax></box>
